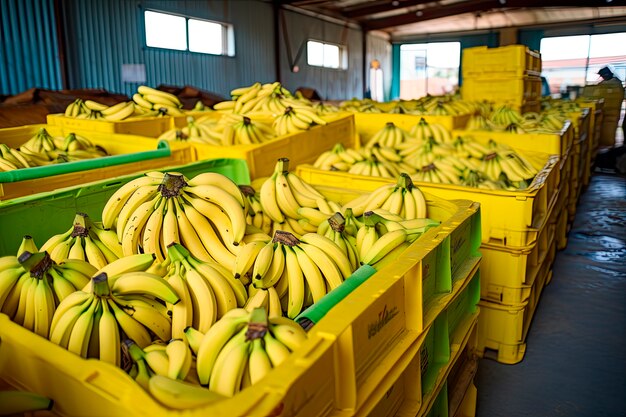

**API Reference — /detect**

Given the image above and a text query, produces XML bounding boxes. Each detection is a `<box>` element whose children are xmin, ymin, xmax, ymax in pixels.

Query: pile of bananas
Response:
<box><xmin>63</xmin><ymin>98</ymin><xmax>137</xmax><ymax>121</ymax></box>
<box><xmin>133</xmin><ymin>85</ymin><xmax>184</xmax><ymax>116</ymax></box>
<box><xmin>213</xmin><ymin>82</ymin><xmax>330</xmax><ymax>136</ymax></box>
<box><xmin>39</xmin><ymin>213</ymin><xmax>122</xmax><ymax>269</ymax></box>
<box><xmin>312</xmin><ymin>117</ymin><xmax>540</xmax><ymax>190</ymax></box>
<box><xmin>158</xmin><ymin>114</ymin><xmax>276</xmax><ymax>145</ymax></box>
<box><xmin>0</xmin><ymin>128</ymin><xmax>108</xmax><ymax>172</ymax></box>
<box><xmin>0</xmin><ymin>162</ymin><xmax>445</xmax><ymax>408</ymax></box>
<box><xmin>0</xmin><ymin>251</ymin><xmax>94</xmax><ymax>338</ymax></box>
<box><xmin>338</xmin><ymin>95</ymin><xmax>476</xmax><ymax>116</ymax></box>
<box><xmin>313</xmin><ymin>101</ymin><xmax>340</xmax><ymax>114</ymax></box>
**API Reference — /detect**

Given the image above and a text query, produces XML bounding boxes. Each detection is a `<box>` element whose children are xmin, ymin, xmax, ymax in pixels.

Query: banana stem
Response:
<box><xmin>124</xmin><ymin>339</ymin><xmax>146</xmax><ymax>361</ymax></box>
<box><xmin>18</xmin><ymin>251</ymin><xmax>51</xmax><ymax>275</ymax></box>
<box><xmin>92</xmin><ymin>273</ymin><xmax>111</xmax><ymax>297</ymax></box>
<box><xmin>275</xmin><ymin>157</ymin><xmax>290</xmax><ymax>174</ymax></box>
<box><xmin>273</xmin><ymin>230</ymin><xmax>300</xmax><ymax>246</ymax></box>
<box><xmin>158</xmin><ymin>174</ymin><xmax>187</xmax><ymax>198</ymax></box>
<box><xmin>238</xmin><ymin>185</ymin><xmax>256</xmax><ymax>197</ymax></box>
<box><xmin>328</xmin><ymin>212</ymin><xmax>345</xmax><ymax>232</ymax></box>
<box><xmin>71</xmin><ymin>212</ymin><xmax>89</xmax><ymax>238</ymax></box>
<box><xmin>246</xmin><ymin>307</ymin><xmax>268</xmax><ymax>341</ymax></box>
<box><xmin>166</xmin><ymin>243</ymin><xmax>187</xmax><ymax>263</ymax></box>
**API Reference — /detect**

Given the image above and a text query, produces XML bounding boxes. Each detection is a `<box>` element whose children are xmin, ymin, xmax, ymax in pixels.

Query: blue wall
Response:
<box><xmin>0</xmin><ymin>0</ymin><xmax>63</xmax><ymax>95</ymax></box>
<box><xmin>61</xmin><ymin>0</ymin><xmax>277</xmax><ymax>98</ymax></box>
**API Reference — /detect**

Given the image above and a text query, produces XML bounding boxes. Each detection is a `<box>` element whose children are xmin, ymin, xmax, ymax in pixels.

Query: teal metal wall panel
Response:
<box><xmin>61</xmin><ymin>0</ymin><xmax>276</xmax><ymax>98</ymax></box>
<box><xmin>518</xmin><ymin>29</ymin><xmax>544</xmax><ymax>52</ymax></box>
<box><xmin>279</xmin><ymin>9</ymin><xmax>364</xmax><ymax>101</ymax></box>
<box><xmin>0</xmin><ymin>0</ymin><xmax>62</xmax><ymax>94</ymax></box>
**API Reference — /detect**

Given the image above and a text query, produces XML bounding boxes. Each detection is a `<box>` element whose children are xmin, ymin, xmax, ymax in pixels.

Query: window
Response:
<box><xmin>307</xmin><ymin>41</ymin><xmax>346</xmax><ymax>69</ymax></box>
<box><xmin>540</xmin><ymin>33</ymin><xmax>626</xmax><ymax>95</ymax></box>
<box><xmin>144</xmin><ymin>10</ymin><xmax>234</xmax><ymax>56</ymax></box>
<box><xmin>399</xmin><ymin>42</ymin><xmax>460</xmax><ymax>99</ymax></box>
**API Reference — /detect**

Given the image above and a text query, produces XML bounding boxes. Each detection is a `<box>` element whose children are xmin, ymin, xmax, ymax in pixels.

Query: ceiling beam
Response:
<box><xmin>343</xmin><ymin>0</ymin><xmax>435</xmax><ymax>19</ymax></box>
<box><xmin>363</xmin><ymin>0</ymin><xmax>621</xmax><ymax>30</ymax></box>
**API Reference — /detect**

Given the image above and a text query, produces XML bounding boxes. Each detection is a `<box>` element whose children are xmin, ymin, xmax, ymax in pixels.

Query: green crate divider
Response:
<box><xmin>426</xmin><ymin>382</ymin><xmax>449</xmax><ymax>417</ymax></box>
<box><xmin>0</xmin><ymin>158</ymin><xmax>249</xmax><ymax>256</ymax></box>
<box><xmin>447</xmin><ymin>270</ymin><xmax>480</xmax><ymax>338</ymax></box>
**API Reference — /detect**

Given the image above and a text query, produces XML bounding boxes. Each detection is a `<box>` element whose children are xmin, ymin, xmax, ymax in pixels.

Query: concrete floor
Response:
<box><xmin>474</xmin><ymin>173</ymin><xmax>626</xmax><ymax>417</ymax></box>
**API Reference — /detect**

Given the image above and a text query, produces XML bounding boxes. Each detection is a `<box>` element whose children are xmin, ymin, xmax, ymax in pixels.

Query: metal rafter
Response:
<box><xmin>343</xmin><ymin>0</ymin><xmax>437</xmax><ymax>19</ymax></box>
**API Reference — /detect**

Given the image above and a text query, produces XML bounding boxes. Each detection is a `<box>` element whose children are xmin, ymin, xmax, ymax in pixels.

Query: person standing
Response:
<box><xmin>595</xmin><ymin>66</ymin><xmax>625</xmax><ymax>147</ymax></box>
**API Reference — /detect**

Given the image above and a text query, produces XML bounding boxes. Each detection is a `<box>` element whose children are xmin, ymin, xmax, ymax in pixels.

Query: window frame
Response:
<box><xmin>143</xmin><ymin>9</ymin><xmax>235</xmax><ymax>57</ymax></box>
<box><xmin>306</xmin><ymin>39</ymin><xmax>348</xmax><ymax>70</ymax></box>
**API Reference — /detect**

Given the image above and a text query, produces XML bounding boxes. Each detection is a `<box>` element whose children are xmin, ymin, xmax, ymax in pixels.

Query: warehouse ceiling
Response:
<box><xmin>279</xmin><ymin>0</ymin><xmax>626</xmax><ymax>38</ymax></box>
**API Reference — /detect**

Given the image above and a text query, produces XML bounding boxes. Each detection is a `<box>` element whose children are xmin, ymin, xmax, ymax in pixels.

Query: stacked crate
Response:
<box><xmin>461</xmin><ymin>45</ymin><xmax>542</xmax><ymax>114</ymax></box>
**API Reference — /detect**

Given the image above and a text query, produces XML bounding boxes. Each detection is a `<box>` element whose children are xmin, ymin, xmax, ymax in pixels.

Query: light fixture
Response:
<box><xmin>415</xmin><ymin>10</ymin><xmax>423</xmax><ymax>16</ymax></box>
<box><xmin>392</xmin><ymin>0</ymin><xmax>400</xmax><ymax>6</ymax></box>
<box><xmin>499</xmin><ymin>0</ymin><xmax>506</xmax><ymax>4</ymax></box>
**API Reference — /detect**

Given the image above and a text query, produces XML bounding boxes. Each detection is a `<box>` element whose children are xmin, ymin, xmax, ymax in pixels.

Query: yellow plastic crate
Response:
<box><xmin>192</xmin><ymin>113</ymin><xmax>356</xmax><ymax>179</ymax></box>
<box><xmin>445</xmin><ymin>334</ymin><xmax>479</xmax><ymax>417</ymax></box>
<box><xmin>479</xmin><ymin>214</ymin><xmax>556</xmax><ymax>305</ymax></box>
<box><xmin>47</xmin><ymin>113</ymin><xmax>172</xmax><ymax>137</ymax></box>
<box><xmin>476</xmin><ymin>257</ymin><xmax>552</xmax><ymax>364</ymax></box>
<box><xmin>462</xmin><ymin>45</ymin><xmax>541</xmax><ymax>78</ymax></box>
<box><xmin>312</xmin><ymin>256</ymin><xmax>480</xmax><ymax>415</ymax></box>
<box><xmin>461</xmin><ymin>76</ymin><xmax>542</xmax><ymax>106</ymax></box>
<box><xmin>170</xmin><ymin>111</ymin><xmax>222</xmax><ymax>129</ymax></box>
<box><xmin>0</xmin><ymin>314</ymin><xmax>339</xmax><ymax>417</ymax></box>
<box><xmin>0</xmin><ymin>125</ymin><xmax>193</xmax><ymax>200</ymax></box>
<box><xmin>354</xmin><ymin>113</ymin><xmax>471</xmax><ymax>145</ymax></box>
<box><xmin>453</xmin><ymin>121</ymin><xmax>573</xmax><ymax>157</ymax></box>
<box><xmin>296</xmin><ymin>154</ymin><xmax>559</xmax><ymax>248</ymax></box>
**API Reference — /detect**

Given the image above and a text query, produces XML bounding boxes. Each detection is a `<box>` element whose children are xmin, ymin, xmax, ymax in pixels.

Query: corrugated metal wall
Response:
<box><xmin>0</xmin><ymin>0</ymin><xmax>63</xmax><ymax>95</ymax></box>
<box><xmin>61</xmin><ymin>0</ymin><xmax>276</xmax><ymax>98</ymax></box>
<box><xmin>279</xmin><ymin>9</ymin><xmax>364</xmax><ymax>101</ymax></box>
<box><xmin>366</xmin><ymin>33</ymin><xmax>392</xmax><ymax>102</ymax></box>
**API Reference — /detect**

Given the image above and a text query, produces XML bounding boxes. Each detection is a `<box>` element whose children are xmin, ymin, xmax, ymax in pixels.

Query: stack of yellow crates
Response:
<box><xmin>460</xmin><ymin>45</ymin><xmax>543</xmax><ymax>114</ymax></box>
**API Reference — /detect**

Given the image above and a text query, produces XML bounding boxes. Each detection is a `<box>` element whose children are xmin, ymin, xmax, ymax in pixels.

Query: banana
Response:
<box><xmin>361</xmin><ymin>229</ymin><xmax>408</xmax><ymax>265</ymax></box>
<box><xmin>248</xmin><ymin>337</ymin><xmax>273</xmax><ymax>384</ymax></box>
<box><xmin>196</xmin><ymin>312</ymin><xmax>250</xmax><ymax>385</ymax></box>
<box><xmin>98</xmin><ymin>300</ymin><xmax>121</xmax><ymax>366</ymax></box>
<box><xmin>66</xmin><ymin>297</ymin><xmax>99</xmax><ymax>357</ymax></box>
<box><xmin>184</xmin><ymin>326</ymin><xmax>205</xmax><ymax>355</ymax></box>
<box><xmin>263</xmin><ymin>331</ymin><xmax>290</xmax><ymax>367</ymax></box>
<box><xmin>138</xmin><ymin>86</ymin><xmax>181</xmax><ymax>106</ymax></box>
<box><xmin>209</xmin><ymin>328</ymin><xmax>250</xmax><ymax>397</ymax></box>
<box><xmin>148</xmin><ymin>375</ymin><xmax>226</xmax><ymax>409</ymax></box>
<box><xmin>275</xmin><ymin>172</ymin><xmax>302</xmax><ymax>219</ymax></box>
<box><xmin>121</xmin><ymin>195</ymin><xmax>162</xmax><ymax>256</ymax></box>
<box><xmin>260</xmin><ymin>172</ymin><xmax>285</xmax><ymax>223</ymax></box>
<box><xmin>17</xmin><ymin>235</ymin><xmax>38</xmax><ymax>256</ymax></box>
<box><xmin>292</xmin><ymin>246</ymin><xmax>327</xmax><ymax>303</ymax></box>
<box><xmin>104</xmin><ymin>102</ymin><xmax>135</xmax><ymax>121</ymax></box>
<box><xmin>94</xmin><ymin>253</ymin><xmax>155</xmax><ymax>278</ymax></box>
<box><xmin>299</xmin><ymin>233</ymin><xmax>353</xmax><ymax>279</ymax></box>
<box><xmin>119</xmin><ymin>296</ymin><xmax>172</xmax><ymax>342</ymax></box>
<box><xmin>0</xmin><ymin>391</ymin><xmax>53</xmax><ymax>415</ymax></box>
<box><xmin>101</xmin><ymin>176</ymin><xmax>160</xmax><ymax>229</ymax></box>
<box><xmin>269</xmin><ymin>322</ymin><xmax>308</xmax><ymax>352</ymax></box>
<box><xmin>299</xmin><ymin>242</ymin><xmax>344</xmax><ymax>290</ymax></box>
<box><xmin>233</xmin><ymin>240</ymin><xmax>266</xmax><ymax>280</ymax></box>
<box><xmin>110</xmin><ymin>271</ymin><xmax>179</xmax><ymax>304</ymax></box>
<box><xmin>166</xmin><ymin>339</ymin><xmax>190</xmax><ymax>380</ymax></box>
<box><xmin>283</xmin><ymin>246</ymin><xmax>305</xmax><ymax>319</ymax></box>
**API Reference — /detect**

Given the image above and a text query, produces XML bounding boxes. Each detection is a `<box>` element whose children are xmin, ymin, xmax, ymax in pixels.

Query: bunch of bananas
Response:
<box><xmin>214</xmin><ymin>82</ymin><xmax>315</xmax><ymax>119</ymax></box>
<box><xmin>192</xmin><ymin>100</ymin><xmax>214</xmax><ymax>112</ymax></box>
<box><xmin>479</xmin><ymin>149</ymin><xmax>538</xmax><ymax>185</ymax></box>
<box><xmin>244</xmin><ymin>230</ymin><xmax>353</xmax><ymax>319</ymax></box>
<box><xmin>40</xmin><ymin>213</ymin><xmax>122</xmax><ymax>268</ymax></box>
<box><xmin>313</xmin><ymin>101</ymin><xmax>340</xmax><ymax>114</ymax></box>
<box><xmin>0</xmin><ymin>143</ymin><xmax>38</xmax><ymax>171</ymax></box>
<box><xmin>318</xmin><ymin>212</ymin><xmax>359</xmax><ymax>271</ymax></box>
<box><xmin>410</xmin><ymin>117</ymin><xmax>452</xmax><ymax>143</ymax></box>
<box><xmin>13</xmin><ymin>128</ymin><xmax>108</xmax><ymax>167</ymax></box>
<box><xmin>273</xmin><ymin>106</ymin><xmax>327</xmax><ymax>136</ymax></box>
<box><xmin>125</xmin><ymin>338</ymin><xmax>196</xmax><ymax>391</ymax></box>
<box><xmin>259</xmin><ymin>158</ymin><xmax>342</xmax><ymax>237</ymax></box>
<box><xmin>101</xmin><ymin>171</ymin><xmax>266</xmax><ymax>271</ymax></box>
<box><xmin>346</xmin><ymin>173</ymin><xmax>428</xmax><ymax>219</ymax></box>
<box><xmin>465</xmin><ymin>114</ymin><xmax>493</xmax><ymax>131</ymax></box>
<box><xmin>49</xmin><ymin>254</ymin><xmax>178</xmax><ymax>364</ymax></box>
<box><xmin>159</xmin><ymin>114</ymin><xmax>276</xmax><ymax>146</ymax></box>
<box><xmin>194</xmin><ymin>307</ymin><xmax>308</xmax><ymax>396</ymax></box>
<box><xmin>163</xmin><ymin>243</ymin><xmax>247</xmax><ymax>339</ymax></box>
<box><xmin>411</xmin><ymin>158</ymin><xmax>466</xmax><ymax>185</ymax></box>
<box><xmin>0</xmin><ymin>251</ymin><xmax>94</xmax><ymax>338</ymax></box>
<box><xmin>366</xmin><ymin>122</ymin><xmax>410</xmax><ymax>148</ymax></box>
<box><xmin>312</xmin><ymin>142</ymin><xmax>365</xmax><ymax>171</ymax></box>
<box><xmin>489</xmin><ymin>105</ymin><xmax>523</xmax><ymax>127</ymax></box>
<box><xmin>240</xmin><ymin>185</ymin><xmax>272</xmax><ymax>235</ymax></box>
<box><xmin>64</xmin><ymin>98</ymin><xmax>137</xmax><ymax>121</ymax></box>
<box><xmin>133</xmin><ymin>85</ymin><xmax>184</xmax><ymax>116</ymax></box>
<box><xmin>0</xmin><ymin>391</ymin><xmax>54</xmax><ymax>415</ymax></box>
